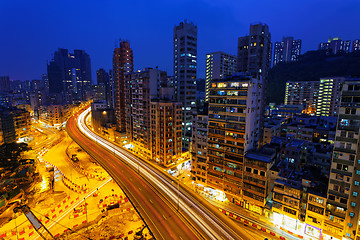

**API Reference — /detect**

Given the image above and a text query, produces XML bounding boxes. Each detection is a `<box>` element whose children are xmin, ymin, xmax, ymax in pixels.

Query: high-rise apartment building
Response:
<box><xmin>273</xmin><ymin>37</ymin><xmax>302</xmax><ymax>66</ymax></box>
<box><xmin>96</xmin><ymin>68</ymin><xmax>112</xmax><ymax>107</ymax></box>
<box><xmin>316</xmin><ymin>77</ymin><xmax>345</xmax><ymax>116</ymax></box>
<box><xmin>47</xmin><ymin>49</ymin><xmax>92</xmax><ymax>104</ymax></box>
<box><xmin>319</xmin><ymin>37</ymin><xmax>351</xmax><ymax>54</ymax></box>
<box><xmin>113</xmin><ymin>40</ymin><xmax>133</xmax><ymax>133</ymax></box>
<box><xmin>237</xmin><ymin>23</ymin><xmax>271</xmax><ymax>79</ymax></box>
<box><xmin>150</xmin><ymin>99</ymin><xmax>182</xmax><ymax>167</ymax></box>
<box><xmin>237</xmin><ymin>23</ymin><xmax>271</xmax><ymax>146</ymax></box>
<box><xmin>42</xmin><ymin>74</ymin><xmax>49</xmax><ymax>94</ymax></box>
<box><xmin>108</xmin><ymin>70</ymin><xmax>115</xmax><ymax>109</ymax></box>
<box><xmin>0</xmin><ymin>107</ymin><xmax>31</xmax><ymax>143</ymax></box>
<box><xmin>325</xmin><ymin>79</ymin><xmax>360</xmax><ymax>240</ymax></box>
<box><xmin>47</xmin><ymin>61</ymin><xmax>63</xmax><ymax>94</ymax></box>
<box><xmin>97</xmin><ymin>68</ymin><xmax>109</xmax><ymax>85</ymax></box>
<box><xmin>125</xmin><ymin>68</ymin><xmax>167</xmax><ymax>160</ymax></box>
<box><xmin>30</xmin><ymin>79</ymin><xmax>43</xmax><ymax>92</ymax></box>
<box><xmin>242</xmin><ymin>147</ymin><xmax>276</xmax><ymax>214</ymax></box>
<box><xmin>0</xmin><ymin>76</ymin><xmax>11</xmax><ymax>92</ymax></box>
<box><xmin>30</xmin><ymin>89</ymin><xmax>46</xmax><ymax>111</ymax></box>
<box><xmin>284</xmin><ymin>81</ymin><xmax>319</xmax><ymax>109</ymax></box>
<box><xmin>191</xmin><ymin>103</ymin><xmax>208</xmax><ymax>184</ymax></box>
<box><xmin>207</xmin><ymin>73</ymin><xmax>264</xmax><ymax>204</ymax></box>
<box><xmin>167</xmin><ymin>76</ymin><xmax>175</xmax><ymax>88</ymax></box>
<box><xmin>173</xmin><ymin>20</ymin><xmax>197</xmax><ymax>150</ymax></box>
<box><xmin>352</xmin><ymin>39</ymin><xmax>360</xmax><ymax>52</ymax></box>
<box><xmin>205</xmin><ymin>52</ymin><xmax>237</xmax><ymax>102</ymax></box>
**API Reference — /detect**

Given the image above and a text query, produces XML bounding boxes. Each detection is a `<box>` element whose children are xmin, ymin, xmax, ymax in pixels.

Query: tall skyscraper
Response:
<box><xmin>173</xmin><ymin>20</ymin><xmax>197</xmax><ymax>150</ymax></box>
<box><xmin>273</xmin><ymin>37</ymin><xmax>302</xmax><ymax>66</ymax></box>
<box><xmin>47</xmin><ymin>48</ymin><xmax>92</xmax><ymax>104</ymax></box>
<box><xmin>206</xmin><ymin>73</ymin><xmax>264</xmax><ymax>204</ymax></box>
<box><xmin>205</xmin><ymin>52</ymin><xmax>237</xmax><ymax>101</ymax></box>
<box><xmin>326</xmin><ymin>79</ymin><xmax>360</xmax><ymax>240</ymax></box>
<box><xmin>316</xmin><ymin>77</ymin><xmax>345</xmax><ymax>116</ymax></box>
<box><xmin>42</xmin><ymin>73</ymin><xmax>49</xmax><ymax>93</ymax></box>
<box><xmin>352</xmin><ymin>39</ymin><xmax>360</xmax><ymax>52</ymax></box>
<box><xmin>237</xmin><ymin>23</ymin><xmax>271</xmax><ymax>79</ymax></box>
<box><xmin>319</xmin><ymin>37</ymin><xmax>351</xmax><ymax>54</ymax></box>
<box><xmin>113</xmin><ymin>40</ymin><xmax>133</xmax><ymax>133</ymax></box>
<box><xmin>47</xmin><ymin>61</ymin><xmax>63</xmax><ymax>94</ymax></box>
<box><xmin>0</xmin><ymin>76</ymin><xmax>11</xmax><ymax>92</ymax></box>
<box><xmin>109</xmin><ymin>70</ymin><xmax>115</xmax><ymax>109</ymax></box>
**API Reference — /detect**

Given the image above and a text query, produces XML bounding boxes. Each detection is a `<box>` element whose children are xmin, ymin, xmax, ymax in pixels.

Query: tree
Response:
<box><xmin>268</xmin><ymin>50</ymin><xmax>360</xmax><ymax>104</ymax></box>
<box><xmin>0</xmin><ymin>142</ymin><xmax>30</xmax><ymax>170</ymax></box>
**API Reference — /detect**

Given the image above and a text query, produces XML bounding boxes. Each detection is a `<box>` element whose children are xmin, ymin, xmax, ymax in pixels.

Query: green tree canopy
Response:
<box><xmin>268</xmin><ymin>50</ymin><xmax>360</xmax><ymax>104</ymax></box>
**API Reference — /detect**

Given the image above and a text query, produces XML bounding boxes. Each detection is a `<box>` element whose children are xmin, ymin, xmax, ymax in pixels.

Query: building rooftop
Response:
<box><xmin>211</xmin><ymin>72</ymin><xmax>253</xmax><ymax>82</ymax></box>
<box><xmin>270</xmin><ymin>136</ymin><xmax>288</xmax><ymax>145</ymax></box>
<box><xmin>245</xmin><ymin>149</ymin><xmax>276</xmax><ymax>163</ymax></box>
<box><xmin>286</xmin><ymin>139</ymin><xmax>308</xmax><ymax>148</ymax></box>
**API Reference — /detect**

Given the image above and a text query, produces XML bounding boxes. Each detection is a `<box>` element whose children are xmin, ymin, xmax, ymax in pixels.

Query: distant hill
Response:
<box><xmin>267</xmin><ymin>50</ymin><xmax>360</xmax><ymax>104</ymax></box>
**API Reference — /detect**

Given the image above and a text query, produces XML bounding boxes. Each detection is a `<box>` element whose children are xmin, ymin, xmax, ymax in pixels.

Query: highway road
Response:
<box><xmin>67</xmin><ymin>106</ymin><xmax>264</xmax><ymax>240</ymax></box>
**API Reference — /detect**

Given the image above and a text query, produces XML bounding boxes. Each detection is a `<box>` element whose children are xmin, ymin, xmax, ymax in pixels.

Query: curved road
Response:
<box><xmin>67</xmin><ymin>106</ymin><xmax>264</xmax><ymax>240</ymax></box>
<box><xmin>67</xmin><ymin>111</ymin><xmax>200</xmax><ymax>239</ymax></box>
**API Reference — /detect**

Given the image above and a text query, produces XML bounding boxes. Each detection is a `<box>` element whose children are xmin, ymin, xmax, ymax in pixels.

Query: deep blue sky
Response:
<box><xmin>0</xmin><ymin>0</ymin><xmax>359</xmax><ymax>82</ymax></box>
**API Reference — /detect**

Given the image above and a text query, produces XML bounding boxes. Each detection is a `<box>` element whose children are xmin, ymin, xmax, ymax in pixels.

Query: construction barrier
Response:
<box><xmin>217</xmin><ymin>208</ymin><xmax>304</xmax><ymax>240</ymax></box>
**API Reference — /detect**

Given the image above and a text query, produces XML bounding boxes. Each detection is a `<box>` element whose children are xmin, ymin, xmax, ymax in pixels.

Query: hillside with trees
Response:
<box><xmin>267</xmin><ymin>50</ymin><xmax>360</xmax><ymax>104</ymax></box>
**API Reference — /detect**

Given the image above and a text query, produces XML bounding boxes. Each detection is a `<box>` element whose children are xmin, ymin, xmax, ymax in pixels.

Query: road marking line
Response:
<box><xmin>162</xmin><ymin>214</ymin><xmax>167</xmax><ymax>220</ymax></box>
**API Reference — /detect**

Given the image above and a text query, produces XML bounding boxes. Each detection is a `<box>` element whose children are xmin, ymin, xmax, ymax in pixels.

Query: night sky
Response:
<box><xmin>0</xmin><ymin>0</ymin><xmax>359</xmax><ymax>82</ymax></box>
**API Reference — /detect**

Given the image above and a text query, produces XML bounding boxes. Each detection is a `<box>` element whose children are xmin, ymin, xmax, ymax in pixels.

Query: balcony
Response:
<box><xmin>333</xmin><ymin>147</ymin><xmax>356</xmax><ymax>154</ymax></box>
<box><xmin>326</xmin><ymin>198</ymin><xmax>348</xmax><ymax>211</ymax></box>
<box><xmin>328</xmin><ymin>189</ymin><xmax>349</xmax><ymax>199</ymax></box>
<box><xmin>330</xmin><ymin>168</ymin><xmax>352</xmax><ymax>177</ymax></box>
<box><xmin>335</xmin><ymin>136</ymin><xmax>358</xmax><ymax>144</ymax></box>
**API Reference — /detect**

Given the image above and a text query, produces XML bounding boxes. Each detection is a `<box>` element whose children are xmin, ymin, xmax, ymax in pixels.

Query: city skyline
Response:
<box><xmin>1</xmin><ymin>0</ymin><xmax>359</xmax><ymax>81</ymax></box>
<box><xmin>2</xmin><ymin>1</ymin><xmax>360</xmax><ymax>238</ymax></box>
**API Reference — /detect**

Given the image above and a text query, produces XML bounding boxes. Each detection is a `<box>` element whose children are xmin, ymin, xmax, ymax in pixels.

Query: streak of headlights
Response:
<box><xmin>77</xmin><ymin>108</ymin><xmax>238</xmax><ymax>240</ymax></box>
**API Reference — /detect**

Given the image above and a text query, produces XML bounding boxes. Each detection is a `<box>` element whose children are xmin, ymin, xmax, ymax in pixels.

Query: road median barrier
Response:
<box><xmin>218</xmin><ymin>208</ymin><xmax>291</xmax><ymax>240</ymax></box>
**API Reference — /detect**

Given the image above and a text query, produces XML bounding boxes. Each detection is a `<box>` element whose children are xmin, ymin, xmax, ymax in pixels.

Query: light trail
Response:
<box><xmin>78</xmin><ymin>107</ymin><xmax>240</xmax><ymax>240</ymax></box>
